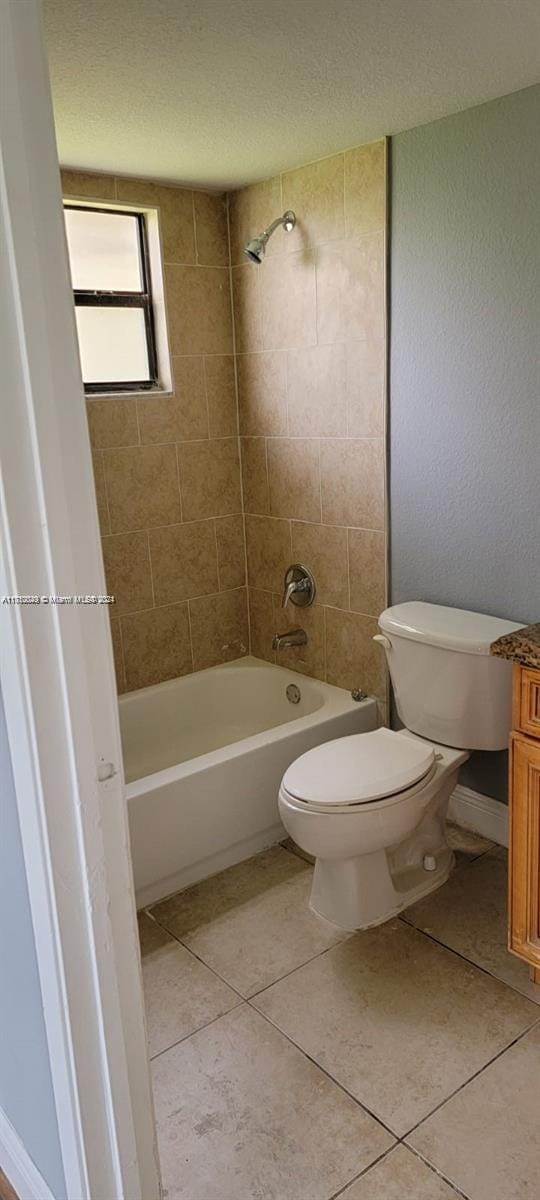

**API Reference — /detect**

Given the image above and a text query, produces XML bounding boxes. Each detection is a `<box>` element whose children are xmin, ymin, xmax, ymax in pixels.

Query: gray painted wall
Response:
<box><xmin>390</xmin><ymin>85</ymin><xmax>540</xmax><ymax>801</ymax></box>
<box><xmin>0</xmin><ymin>685</ymin><xmax>66</xmax><ymax>1198</ymax></box>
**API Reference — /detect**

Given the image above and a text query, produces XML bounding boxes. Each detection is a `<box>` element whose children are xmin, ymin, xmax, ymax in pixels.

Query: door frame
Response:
<box><xmin>0</xmin><ymin>2</ymin><xmax>160</xmax><ymax>1196</ymax></box>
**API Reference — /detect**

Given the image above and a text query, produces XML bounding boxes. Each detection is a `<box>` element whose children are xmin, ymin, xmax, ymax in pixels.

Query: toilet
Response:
<box><xmin>278</xmin><ymin>601</ymin><xmax>523</xmax><ymax>930</ymax></box>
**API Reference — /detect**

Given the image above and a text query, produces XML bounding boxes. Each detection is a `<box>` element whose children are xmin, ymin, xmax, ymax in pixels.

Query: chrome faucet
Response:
<box><xmin>272</xmin><ymin>628</ymin><xmax>308</xmax><ymax>652</ymax></box>
<box><xmin>281</xmin><ymin>564</ymin><xmax>316</xmax><ymax>609</ymax></box>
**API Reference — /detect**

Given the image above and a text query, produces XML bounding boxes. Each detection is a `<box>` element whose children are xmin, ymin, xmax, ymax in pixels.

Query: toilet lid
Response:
<box><xmin>282</xmin><ymin>729</ymin><xmax>435</xmax><ymax>807</ymax></box>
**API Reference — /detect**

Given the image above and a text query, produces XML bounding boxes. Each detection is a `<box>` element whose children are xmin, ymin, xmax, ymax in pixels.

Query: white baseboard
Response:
<box><xmin>448</xmin><ymin>784</ymin><xmax>508</xmax><ymax>847</ymax></box>
<box><xmin>0</xmin><ymin>1109</ymin><xmax>55</xmax><ymax>1200</ymax></box>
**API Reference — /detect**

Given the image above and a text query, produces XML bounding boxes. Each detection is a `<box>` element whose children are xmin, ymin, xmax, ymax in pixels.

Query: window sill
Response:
<box><xmin>85</xmin><ymin>388</ymin><xmax>174</xmax><ymax>401</ymax></box>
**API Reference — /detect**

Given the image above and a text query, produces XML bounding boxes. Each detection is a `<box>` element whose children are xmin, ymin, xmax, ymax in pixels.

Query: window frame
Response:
<box><xmin>64</xmin><ymin>202</ymin><xmax>159</xmax><ymax>394</ymax></box>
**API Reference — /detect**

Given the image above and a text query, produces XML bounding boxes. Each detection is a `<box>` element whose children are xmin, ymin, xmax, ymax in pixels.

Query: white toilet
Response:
<box><xmin>278</xmin><ymin>601</ymin><xmax>523</xmax><ymax>930</ymax></box>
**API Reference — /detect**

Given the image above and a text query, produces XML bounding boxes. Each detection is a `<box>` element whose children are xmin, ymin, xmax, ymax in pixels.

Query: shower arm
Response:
<box><xmin>262</xmin><ymin>215</ymin><xmax>287</xmax><ymax>241</ymax></box>
<box><xmin>260</xmin><ymin>211</ymin><xmax>296</xmax><ymax>246</ymax></box>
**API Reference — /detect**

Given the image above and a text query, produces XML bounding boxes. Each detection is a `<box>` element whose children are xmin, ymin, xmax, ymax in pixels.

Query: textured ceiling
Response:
<box><xmin>44</xmin><ymin>0</ymin><xmax>540</xmax><ymax>189</ymax></box>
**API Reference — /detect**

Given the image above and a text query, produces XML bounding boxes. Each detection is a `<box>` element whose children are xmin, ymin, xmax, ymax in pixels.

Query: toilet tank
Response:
<box><xmin>377</xmin><ymin>602</ymin><xmax>524</xmax><ymax>750</ymax></box>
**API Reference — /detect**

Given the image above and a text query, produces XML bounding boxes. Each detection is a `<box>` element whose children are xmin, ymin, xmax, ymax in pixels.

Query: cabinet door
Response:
<box><xmin>509</xmin><ymin>734</ymin><xmax>540</xmax><ymax>978</ymax></box>
<box><xmin>513</xmin><ymin>665</ymin><xmax>540</xmax><ymax>739</ymax></box>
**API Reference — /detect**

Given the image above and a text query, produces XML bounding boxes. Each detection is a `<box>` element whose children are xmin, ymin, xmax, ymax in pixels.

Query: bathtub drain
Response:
<box><xmin>286</xmin><ymin>683</ymin><xmax>301</xmax><ymax>704</ymax></box>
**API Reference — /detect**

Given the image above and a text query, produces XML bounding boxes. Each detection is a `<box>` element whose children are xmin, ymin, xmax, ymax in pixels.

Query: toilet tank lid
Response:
<box><xmin>379</xmin><ymin>602</ymin><xmax>524</xmax><ymax>655</ymax></box>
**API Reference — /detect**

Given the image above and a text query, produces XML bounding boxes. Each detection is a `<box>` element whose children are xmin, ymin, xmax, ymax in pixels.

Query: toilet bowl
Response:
<box><xmin>278</xmin><ymin>601</ymin><xmax>522</xmax><ymax>930</ymax></box>
<box><xmin>279</xmin><ymin>728</ymin><xmax>468</xmax><ymax>929</ymax></box>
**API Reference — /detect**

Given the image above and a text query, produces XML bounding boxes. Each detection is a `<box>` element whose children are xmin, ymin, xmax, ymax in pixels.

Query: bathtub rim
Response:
<box><xmin>121</xmin><ymin>655</ymin><xmax>377</xmax><ymax>797</ymax></box>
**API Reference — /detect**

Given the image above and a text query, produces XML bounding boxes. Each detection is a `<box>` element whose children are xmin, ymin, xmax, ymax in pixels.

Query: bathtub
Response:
<box><xmin>120</xmin><ymin>656</ymin><xmax>377</xmax><ymax>907</ymax></box>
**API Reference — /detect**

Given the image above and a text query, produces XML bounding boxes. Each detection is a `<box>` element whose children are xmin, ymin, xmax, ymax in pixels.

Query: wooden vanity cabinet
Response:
<box><xmin>508</xmin><ymin>664</ymin><xmax>540</xmax><ymax>984</ymax></box>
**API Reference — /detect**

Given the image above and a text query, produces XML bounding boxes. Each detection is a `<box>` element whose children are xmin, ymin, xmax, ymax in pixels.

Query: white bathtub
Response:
<box><xmin>120</xmin><ymin>656</ymin><xmax>377</xmax><ymax>907</ymax></box>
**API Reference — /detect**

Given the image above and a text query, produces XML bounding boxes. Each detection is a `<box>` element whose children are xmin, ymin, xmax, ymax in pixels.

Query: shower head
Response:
<box><xmin>244</xmin><ymin>210</ymin><xmax>296</xmax><ymax>263</ymax></box>
<box><xmin>244</xmin><ymin>235</ymin><xmax>266</xmax><ymax>264</ymax></box>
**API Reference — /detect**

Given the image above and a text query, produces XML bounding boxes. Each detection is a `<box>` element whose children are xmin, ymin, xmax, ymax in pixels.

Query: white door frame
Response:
<box><xmin>0</xmin><ymin>2</ymin><xmax>160</xmax><ymax>1197</ymax></box>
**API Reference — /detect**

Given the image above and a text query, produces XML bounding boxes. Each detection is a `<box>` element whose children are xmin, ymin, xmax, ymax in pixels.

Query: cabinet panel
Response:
<box><xmin>509</xmin><ymin>733</ymin><xmax>540</xmax><ymax>971</ymax></box>
<box><xmin>513</xmin><ymin>665</ymin><xmax>540</xmax><ymax>739</ymax></box>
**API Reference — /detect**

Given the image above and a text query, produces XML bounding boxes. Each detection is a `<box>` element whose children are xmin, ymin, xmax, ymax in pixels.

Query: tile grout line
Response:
<box><xmin>95</xmin><ymin>509</ymin><xmax>384</xmax><ymax>537</ymax></box>
<box><xmin>212</xmin><ymin>518</ymin><xmax>221</xmax><ymax>593</ymax></box>
<box><xmin>263</xmin><ymin>436</ymin><xmax>271</xmax><ymax>517</ymax></box>
<box><xmin>225</xmin><ymin>192</ymin><xmax>251</xmax><ymax>650</ymax></box>
<box><xmin>92</xmin><ymin>432</ymin><xmax>387</xmax><ymax>446</ymax></box>
<box><xmin>144</xmin><ymin>919</ymin><xmax>517</xmax><ymax>1200</ymax></box>
<box><xmin>346</xmin><ymin>526</ymin><xmax>352</xmax><ymax>613</ymax></box>
<box><xmin>142</xmin><ymin>849</ymin><xmax>537</xmax><ymax>1192</ymax></box>
<box><xmin>250</xmin><ymin>989</ymin><xmax>538</xmax><ymax>1194</ymax></box>
<box><xmin>246</xmin><ymin>940</ymin><xmax>352</xmax><ymax>1002</ymax></box>
<box><xmin>330</xmin><ymin>1143</ymin><xmax>459</xmax><ymax>1200</ymax></box>
<box><xmin>152</xmin><ymin>853</ymin><xmax>540</xmax><ymax>1138</ymax></box>
<box><xmin>190</xmin><ymin>190</ymin><xmax>198</xmax><ymax>266</ymax></box>
<box><xmin>99</xmin><ymin>446</ymin><xmax>113</xmax><ymax>536</ymax></box>
<box><xmin>132</xmin><ymin>394</ymin><xmax>142</xmax><ymax>445</ymax></box>
<box><xmin>402</xmin><ymin>1016</ymin><xmax>540</xmax><ymax>1142</ymax></box>
<box><xmin>405</xmin><ymin>1145</ymin><xmax>472</xmax><ymax>1200</ymax></box>
<box><xmin>97</xmin><ymin>432</ymin><xmax>243</xmax><ymax>448</ymax></box>
<box><xmin>246</xmin><ymin>997</ymin><xmax>398</xmax><ymax>1140</ymax></box>
<box><xmin>327</xmin><ymin>1143</ymin><xmax>397</xmax><ymax>1200</ymax></box>
<box><xmin>184</xmin><ymin>593</ymin><xmax>195</xmax><ymax>673</ymax></box>
<box><xmin>101</xmin><ymin>509</ymin><xmax>245</xmax><ymax>537</ymax></box>
<box><xmin>225</xmin><ymin>333</ymin><xmax>384</xmax><ymax>358</ymax></box>
<box><xmin>143</xmin><ymin>910</ymin><xmax>246</xmax><ymax>1002</ymax></box>
<box><xmin>174</xmin><ymin>441</ymin><xmax>184</xmax><ymax>522</ymax></box>
<box><xmin>399</xmin><ymin>908</ymin><xmax>540</xmax><ymax>1006</ymax></box>
<box><xmin>149</xmin><ymin>1003</ymin><xmax>245</xmax><ymax>1064</ymax></box>
<box><xmin>111</xmin><ymin>584</ymin><xmax>247</xmax><ymax>623</ymax></box>
<box><xmin>201</xmin><ymin>354</ymin><xmax>213</xmax><ymax>441</ymax></box>
<box><xmin>145</xmin><ymin>529</ymin><xmax>156</xmax><ymax>609</ymax></box>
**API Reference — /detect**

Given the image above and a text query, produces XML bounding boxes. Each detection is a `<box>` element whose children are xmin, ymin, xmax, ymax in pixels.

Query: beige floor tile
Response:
<box><xmin>151</xmin><ymin>1004</ymin><xmax>394</xmax><ymax>1200</ymax></box>
<box><xmin>281</xmin><ymin>836</ymin><xmax>314</xmax><ymax>865</ymax></box>
<box><xmin>150</xmin><ymin>846</ymin><xmax>349</xmax><ymax>997</ymax></box>
<box><xmin>339</xmin><ymin>1144</ymin><xmax>462</xmax><ymax>1199</ymax></box>
<box><xmin>403</xmin><ymin>847</ymin><xmax>540</xmax><ymax>1004</ymax></box>
<box><xmin>138</xmin><ymin>914</ymin><xmax>239</xmax><ymax>1059</ymax></box>
<box><xmin>252</xmin><ymin>919</ymin><xmax>538</xmax><ymax>1135</ymax></box>
<box><xmin>408</xmin><ymin>1023</ymin><xmax>540</xmax><ymax>1200</ymax></box>
<box><xmin>445</xmin><ymin>821</ymin><xmax>495</xmax><ymax>863</ymax></box>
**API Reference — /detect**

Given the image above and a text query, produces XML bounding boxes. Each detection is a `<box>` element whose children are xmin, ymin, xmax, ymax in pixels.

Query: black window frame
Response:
<box><xmin>64</xmin><ymin>203</ymin><xmax>159</xmax><ymax>394</ymax></box>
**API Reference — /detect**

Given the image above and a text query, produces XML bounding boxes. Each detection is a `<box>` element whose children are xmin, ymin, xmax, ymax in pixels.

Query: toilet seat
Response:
<box><xmin>281</xmin><ymin>728</ymin><xmax>436</xmax><ymax>810</ymax></box>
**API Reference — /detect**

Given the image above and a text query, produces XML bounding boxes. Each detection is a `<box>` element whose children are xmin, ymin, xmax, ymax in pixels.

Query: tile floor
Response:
<box><xmin>140</xmin><ymin>825</ymin><xmax>540</xmax><ymax>1200</ymax></box>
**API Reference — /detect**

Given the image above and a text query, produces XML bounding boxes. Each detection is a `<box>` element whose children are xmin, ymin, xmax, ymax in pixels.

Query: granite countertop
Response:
<box><xmin>490</xmin><ymin>623</ymin><xmax>540</xmax><ymax>670</ymax></box>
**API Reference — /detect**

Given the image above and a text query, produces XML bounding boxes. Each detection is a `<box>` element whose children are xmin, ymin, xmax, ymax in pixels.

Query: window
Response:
<box><xmin>64</xmin><ymin>205</ymin><xmax>158</xmax><ymax>393</ymax></box>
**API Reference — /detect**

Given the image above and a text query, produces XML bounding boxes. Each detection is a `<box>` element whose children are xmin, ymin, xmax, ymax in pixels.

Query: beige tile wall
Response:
<box><xmin>61</xmin><ymin>169</ymin><xmax>248</xmax><ymax>692</ymax></box>
<box><xmin>63</xmin><ymin>139</ymin><xmax>387</xmax><ymax>705</ymax></box>
<box><xmin>228</xmin><ymin>140</ymin><xmax>388</xmax><ymax>706</ymax></box>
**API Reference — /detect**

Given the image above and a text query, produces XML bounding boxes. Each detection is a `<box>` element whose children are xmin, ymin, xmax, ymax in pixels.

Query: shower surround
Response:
<box><xmin>229</xmin><ymin>140</ymin><xmax>388</xmax><ymax>708</ymax></box>
<box><xmin>62</xmin><ymin>138</ymin><xmax>387</xmax><ymax>703</ymax></box>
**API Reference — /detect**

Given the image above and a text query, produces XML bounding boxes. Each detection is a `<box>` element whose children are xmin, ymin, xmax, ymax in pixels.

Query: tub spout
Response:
<box><xmin>272</xmin><ymin>628</ymin><xmax>308</xmax><ymax>651</ymax></box>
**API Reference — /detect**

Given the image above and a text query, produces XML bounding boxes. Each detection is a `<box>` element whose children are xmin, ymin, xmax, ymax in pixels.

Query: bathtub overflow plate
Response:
<box><xmin>286</xmin><ymin>683</ymin><xmax>301</xmax><ymax>705</ymax></box>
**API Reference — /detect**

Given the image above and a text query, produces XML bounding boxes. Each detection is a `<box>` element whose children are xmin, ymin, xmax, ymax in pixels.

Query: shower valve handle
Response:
<box><xmin>282</xmin><ymin>564</ymin><xmax>316</xmax><ymax>609</ymax></box>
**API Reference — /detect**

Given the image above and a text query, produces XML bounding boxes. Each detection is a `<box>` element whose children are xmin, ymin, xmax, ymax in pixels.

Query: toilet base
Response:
<box><xmin>310</xmin><ymin>844</ymin><xmax>454</xmax><ymax>931</ymax></box>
